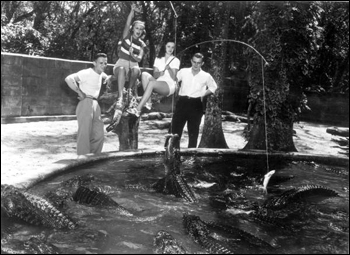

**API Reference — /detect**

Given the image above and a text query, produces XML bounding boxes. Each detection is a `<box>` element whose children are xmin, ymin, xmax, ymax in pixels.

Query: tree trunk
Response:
<box><xmin>242</xmin><ymin>118</ymin><xmax>297</xmax><ymax>152</ymax></box>
<box><xmin>198</xmin><ymin>2</ymin><xmax>229</xmax><ymax>149</ymax></box>
<box><xmin>104</xmin><ymin>84</ymin><xmax>140</xmax><ymax>151</ymax></box>
<box><xmin>114</xmin><ymin>114</ymin><xmax>140</xmax><ymax>150</ymax></box>
<box><xmin>198</xmin><ymin>92</ymin><xmax>228</xmax><ymax>148</ymax></box>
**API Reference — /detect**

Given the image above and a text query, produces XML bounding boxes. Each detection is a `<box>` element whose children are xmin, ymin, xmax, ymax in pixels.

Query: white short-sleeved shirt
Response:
<box><xmin>176</xmin><ymin>68</ymin><xmax>217</xmax><ymax>98</ymax></box>
<box><xmin>154</xmin><ymin>56</ymin><xmax>180</xmax><ymax>76</ymax></box>
<box><xmin>76</xmin><ymin>68</ymin><xmax>106</xmax><ymax>99</ymax></box>
<box><xmin>153</xmin><ymin>56</ymin><xmax>180</xmax><ymax>95</ymax></box>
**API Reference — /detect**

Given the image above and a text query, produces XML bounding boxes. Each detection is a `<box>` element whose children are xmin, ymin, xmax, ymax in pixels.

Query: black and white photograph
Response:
<box><xmin>1</xmin><ymin>1</ymin><xmax>349</xmax><ymax>254</ymax></box>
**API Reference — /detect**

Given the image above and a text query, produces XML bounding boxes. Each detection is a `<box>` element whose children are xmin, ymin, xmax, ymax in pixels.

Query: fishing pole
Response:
<box><xmin>176</xmin><ymin>39</ymin><xmax>269</xmax><ymax>65</ymax></box>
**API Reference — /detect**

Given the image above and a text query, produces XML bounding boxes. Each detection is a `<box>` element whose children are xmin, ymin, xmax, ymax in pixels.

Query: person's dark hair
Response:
<box><xmin>193</xmin><ymin>53</ymin><xmax>204</xmax><ymax>61</ymax></box>
<box><xmin>93</xmin><ymin>53</ymin><xmax>107</xmax><ymax>61</ymax></box>
<box><xmin>157</xmin><ymin>42</ymin><xmax>175</xmax><ymax>58</ymax></box>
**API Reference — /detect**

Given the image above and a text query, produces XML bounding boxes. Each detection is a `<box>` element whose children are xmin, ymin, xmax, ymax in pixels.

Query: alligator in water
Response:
<box><xmin>223</xmin><ymin>184</ymin><xmax>340</xmax><ymax>230</ymax></box>
<box><xmin>153</xmin><ymin>230</ymin><xmax>187</xmax><ymax>254</ymax></box>
<box><xmin>72</xmin><ymin>185</ymin><xmax>134</xmax><ymax>216</ymax></box>
<box><xmin>211</xmin><ymin>168</ymin><xmax>340</xmax><ymax>231</ymax></box>
<box><xmin>1</xmin><ymin>233</ymin><xmax>60</xmax><ymax>254</ymax></box>
<box><xmin>125</xmin><ymin>134</ymin><xmax>197</xmax><ymax>203</ymax></box>
<box><xmin>261</xmin><ymin>184</ymin><xmax>339</xmax><ymax>210</ymax></box>
<box><xmin>44</xmin><ymin>173</ymin><xmax>96</xmax><ymax>210</ymax></box>
<box><xmin>1</xmin><ymin>184</ymin><xmax>77</xmax><ymax>230</ymax></box>
<box><xmin>44</xmin><ymin>173</ymin><xmax>163</xmax><ymax>222</ymax></box>
<box><xmin>182</xmin><ymin>213</ymin><xmax>274</xmax><ymax>254</ymax></box>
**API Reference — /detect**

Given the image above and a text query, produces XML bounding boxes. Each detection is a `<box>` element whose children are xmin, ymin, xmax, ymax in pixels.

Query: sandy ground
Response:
<box><xmin>1</xmin><ymin>117</ymin><xmax>348</xmax><ymax>186</ymax></box>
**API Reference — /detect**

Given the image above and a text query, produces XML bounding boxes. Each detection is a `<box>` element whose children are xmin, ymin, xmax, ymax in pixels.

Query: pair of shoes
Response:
<box><xmin>145</xmin><ymin>102</ymin><xmax>152</xmax><ymax>111</ymax></box>
<box><xmin>126</xmin><ymin>107</ymin><xmax>141</xmax><ymax>118</ymax></box>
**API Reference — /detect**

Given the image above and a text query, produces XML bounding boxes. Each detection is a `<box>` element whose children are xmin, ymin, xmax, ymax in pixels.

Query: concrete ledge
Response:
<box><xmin>1</xmin><ymin>115</ymin><xmax>77</xmax><ymax>124</ymax></box>
<box><xmin>20</xmin><ymin>148</ymin><xmax>348</xmax><ymax>190</ymax></box>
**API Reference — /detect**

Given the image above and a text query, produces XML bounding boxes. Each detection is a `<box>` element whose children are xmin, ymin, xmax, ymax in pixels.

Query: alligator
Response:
<box><xmin>44</xmin><ymin>173</ymin><xmax>96</xmax><ymax>210</ymax></box>
<box><xmin>125</xmin><ymin>134</ymin><xmax>197</xmax><ymax>203</ymax></box>
<box><xmin>153</xmin><ymin>230</ymin><xmax>187</xmax><ymax>254</ymax></box>
<box><xmin>213</xmin><ymin>175</ymin><xmax>340</xmax><ymax>232</ymax></box>
<box><xmin>44</xmin><ymin>173</ymin><xmax>163</xmax><ymax>222</ymax></box>
<box><xmin>182</xmin><ymin>213</ymin><xmax>274</xmax><ymax>254</ymax></box>
<box><xmin>261</xmin><ymin>184</ymin><xmax>339</xmax><ymax>210</ymax></box>
<box><xmin>72</xmin><ymin>185</ymin><xmax>133</xmax><ymax>216</ymax></box>
<box><xmin>1</xmin><ymin>184</ymin><xmax>77</xmax><ymax>230</ymax></box>
<box><xmin>1</xmin><ymin>234</ymin><xmax>60</xmax><ymax>254</ymax></box>
<box><xmin>237</xmin><ymin>184</ymin><xmax>339</xmax><ymax>230</ymax></box>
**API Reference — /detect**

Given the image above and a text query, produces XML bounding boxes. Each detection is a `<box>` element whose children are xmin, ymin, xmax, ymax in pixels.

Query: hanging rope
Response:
<box><xmin>169</xmin><ymin>1</ymin><xmax>178</xmax><ymax>134</ymax></box>
<box><xmin>261</xmin><ymin>58</ymin><xmax>269</xmax><ymax>173</ymax></box>
<box><xmin>176</xmin><ymin>39</ymin><xmax>269</xmax><ymax>65</ymax></box>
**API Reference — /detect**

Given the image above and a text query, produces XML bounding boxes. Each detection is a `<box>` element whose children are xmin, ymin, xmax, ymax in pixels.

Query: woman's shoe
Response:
<box><xmin>145</xmin><ymin>102</ymin><xmax>152</xmax><ymax>111</ymax></box>
<box><xmin>126</xmin><ymin>107</ymin><xmax>141</xmax><ymax>118</ymax></box>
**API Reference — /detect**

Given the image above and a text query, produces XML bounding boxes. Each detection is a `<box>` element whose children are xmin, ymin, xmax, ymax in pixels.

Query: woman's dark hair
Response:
<box><xmin>157</xmin><ymin>42</ymin><xmax>175</xmax><ymax>58</ymax></box>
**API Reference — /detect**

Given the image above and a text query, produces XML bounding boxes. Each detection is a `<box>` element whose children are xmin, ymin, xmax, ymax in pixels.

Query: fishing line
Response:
<box><xmin>261</xmin><ymin>58</ymin><xmax>269</xmax><ymax>173</ymax></box>
<box><xmin>169</xmin><ymin>1</ymin><xmax>178</xmax><ymax>134</ymax></box>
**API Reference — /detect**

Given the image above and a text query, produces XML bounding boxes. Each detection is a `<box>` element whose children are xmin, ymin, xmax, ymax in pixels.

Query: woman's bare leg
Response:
<box><xmin>137</xmin><ymin>81</ymin><xmax>169</xmax><ymax>111</ymax></box>
<box><xmin>114</xmin><ymin>67</ymin><xmax>126</xmax><ymax>101</ymax></box>
<box><xmin>141</xmin><ymin>72</ymin><xmax>156</xmax><ymax>107</ymax></box>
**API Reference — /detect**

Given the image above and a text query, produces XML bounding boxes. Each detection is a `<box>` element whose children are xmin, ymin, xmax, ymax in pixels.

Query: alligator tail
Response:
<box><xmin>73</xmin><ymin>186</ymin><xmax>133</xmax><ymax>217</ymax></box>
<box><xmin>172</xmin><ymin>174</ymin><xmax>197</xmax><ymax>203</ymax></box>
<box><xmin>204</xmin><ymin>220</ymin><xmax>274</xmax><ymax>249</ymax></box>
<box><xmin>1</xmin><ymin>185</ymin><xmax>76</xmax><ymax>229</ymax></box>
<box><xmin>292</xmin><ymin>184</ymin><xmax>339</xmax><ymax>202</ymax></box>
<box><xmin>197</xmin><ymin>236</ymin><xmax>235</xmax><ymax>254</ymax></box>
<box><xmin>264</xmin><ymin>184</ymin><xmax>339</xmax><ymax>209</ymax></box>
<box><xmin>23</xmin><ymin>192</ymin><xmax>77</xmax><ymax>229</ymax></box>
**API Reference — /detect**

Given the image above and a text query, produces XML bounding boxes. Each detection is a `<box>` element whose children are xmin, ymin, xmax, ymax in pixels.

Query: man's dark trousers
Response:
<box><xmin>169</xmin><ymin>96</ymin><xmax>203</xmax><ymax>148</ymax></box>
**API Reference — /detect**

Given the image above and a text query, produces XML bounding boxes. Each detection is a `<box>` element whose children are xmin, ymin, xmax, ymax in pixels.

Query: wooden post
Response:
<box><xmin>111</xmin><ymin>89</ymin><xmax>140</xmax><ymax>151</ymax></box>
<box><xmin>101</xmin><ymin>87</ymin><xmax>140</xmax><ymax>151</ymax></box>
<box><xmin>100</xmin><ymin>68</ymin><xmax>153</xmax><ymax>151</ymax></box>
<box><xmin>114</xmin><ymin>113</ymin><xmax>140</xmax><ymax>150</ymax></box>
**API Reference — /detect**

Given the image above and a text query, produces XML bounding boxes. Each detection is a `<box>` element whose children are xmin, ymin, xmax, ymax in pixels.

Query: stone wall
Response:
<box><xmin>1</xmin><ymin>52</ymin><xmax>95</xmax><ymax>117</ymax></box>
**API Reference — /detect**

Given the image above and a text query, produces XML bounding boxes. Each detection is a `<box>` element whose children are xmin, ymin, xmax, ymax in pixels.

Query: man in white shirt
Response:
<box><xmin>170</xmin><ymin>53</ymin><xmax>218</xmax><ymax>148</ymax></box>
<box><xmin>65</xmin><ymin>53</ymin><xmax>111</xmax><ymax>157</ymax></box>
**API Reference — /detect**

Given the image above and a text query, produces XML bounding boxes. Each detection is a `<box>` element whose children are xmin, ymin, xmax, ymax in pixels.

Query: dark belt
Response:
<box><xmin>85</xmin><ymin>95</ymin><xmax>98</xmax><ymax>100</ymax></box>
<box><xmin>179</xmin><ymin>96</ymin><xmax>201</xmax><ymax>100</ymax></box>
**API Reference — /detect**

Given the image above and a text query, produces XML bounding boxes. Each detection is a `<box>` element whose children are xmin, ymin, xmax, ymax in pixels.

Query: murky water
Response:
<box><xmin>1</xmin><ymin>156</ymin><xmax>349</xmax><ymax>254</ymax></box>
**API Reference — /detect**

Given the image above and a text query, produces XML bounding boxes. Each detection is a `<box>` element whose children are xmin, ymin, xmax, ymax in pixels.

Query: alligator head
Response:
<box><xmin>153</xmin><ymin>230</ymin><xmax>187</xmax><ymax>254</ymax></box>
<box><xmin>1</xmin><ymin>185</ymin><xmax>22</xmax><ymax>215</ymax></box>
<box><xmin>182</xmin><ymin>213</ymin><xmax>210</xmax><ymax>241</ymax></box>
<box><xmin>164</xmin><ymin>134</ymin><xmax>181</xmax><ymax>174</ymax></box>
<box><xmin>61</xmin><ymin>173</ymin><xmax>95</xmax><ymax>188</ymax></box>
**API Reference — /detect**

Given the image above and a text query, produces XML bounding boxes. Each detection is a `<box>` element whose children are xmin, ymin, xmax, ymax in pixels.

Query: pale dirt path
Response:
<box><xmin>1</xmin><ymin>118</ymin><xmax>347</xmax><ymax>185</ymax></box>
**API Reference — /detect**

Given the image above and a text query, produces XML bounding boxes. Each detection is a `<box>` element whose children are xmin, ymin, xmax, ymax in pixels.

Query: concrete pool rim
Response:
<box><xmin>16</xmin><ymin>148</ymin><xmax>348</xmax><ymax>190</ymax></box>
